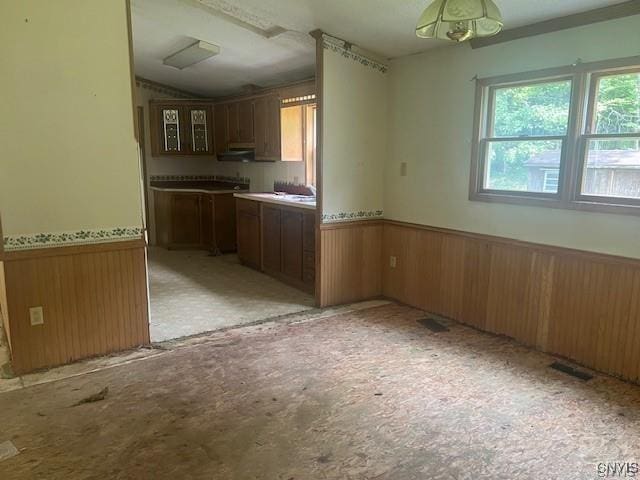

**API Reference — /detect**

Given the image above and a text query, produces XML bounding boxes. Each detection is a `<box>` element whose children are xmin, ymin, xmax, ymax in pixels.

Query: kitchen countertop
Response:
<box><xmin>233</xmin><ymin>193</ymin><xmax>316</xmax><ymax>210</ymax></box>
<box><xmin>150</xmin><ymin>180</ymin><xmax>249</xmax><ymax>194</ymax></box>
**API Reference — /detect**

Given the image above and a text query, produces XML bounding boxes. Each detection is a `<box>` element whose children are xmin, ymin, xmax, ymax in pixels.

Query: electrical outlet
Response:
<box><xmin>390</xmin><ymin>256</ymin><xmax>397</xmax><ymax>268</ymax></box>
<box><xmin>400</xmin><ymin>162</ymin><xmax>408</xmax><ymax>177</ymax></box>
<box><xmin>29</xmin><ymin>306</ymin><xmax>44</xmax><ymax>326</ymax></box>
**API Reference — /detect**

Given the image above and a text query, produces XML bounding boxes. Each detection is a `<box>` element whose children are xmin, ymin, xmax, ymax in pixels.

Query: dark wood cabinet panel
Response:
<box><xmin>236</xmin><ymin>199</ymin><xmax>261</xmax><ymax>269</ymax></box>
<box><xmin>227</xmin><ymin>103</ymin><xmax>240</xmax><ymax>143</ymax></box>
<box><xmin>281</xmin><ymin>210</ymin><xmax>303</xmax><ymax>281</ymax></box>
<box><xmin>236</xmin><ymin>198</ymin><xmax>315</xmax><ymax>293</ymax></box>
<box><xmin>265</xmin><ymin>95</ymin><xmax>281</xmax><ymax>158</ymax></box>
<box><xmin>170</xmin><ymin>194</ymin><xmax>202</xmax><ymax>246</ymax></box>
<box><xmin>214</xmin><ymin>104</ymin><xmax>229</xmax><ymax>155</ymax></box>
<box><xmin>303</xmin><ymin>213</ymin><xmax>315</xmax><ymax>253</ymax></box>
<box><xmin>154</xmin><ymin>191</ymin><xmax>237</xmax><ymax>252</ymax></box>
<box><xmin>254</xmin><ymin>94</ymin><xmax>281</xmax><ymax>160</ymax></box>
<box><xmin>238</xmin><ymin>100</ymin><xmax>254</xmax><ymax>143</ymax></box>
<box><xmin>212</xmin><ymin>193</ymin><xmax>237</xmax><ymax>253</ymax></box>
<box><xmin>261</xmin><ymin>206</ymin><xmax>282</xmax><ymax>273</ymax></box>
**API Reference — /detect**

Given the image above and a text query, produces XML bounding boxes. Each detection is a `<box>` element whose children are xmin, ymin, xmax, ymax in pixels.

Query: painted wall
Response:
<box><xmin>385</xmin><ymin>15</ymin><xmax>640</xmax><ymax>259</ymax></box>
<box><xmin>322</xmin><ymin>42</ymin><xmax>388</xmax><ymax>222</ymax></box>
<box><xmin>0</xmin><ymin>0</ymin><xmax>143</xmax><ymax>241</ymax></box>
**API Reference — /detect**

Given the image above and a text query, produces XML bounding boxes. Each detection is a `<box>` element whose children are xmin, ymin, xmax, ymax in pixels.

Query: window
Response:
<box><xmin>542</xmin><ymin>169</ymin><xmax>560</xmax><ymax>193</ymax></box>
<box><xmin>470</xmin><ymin>56</ymin><xmax>640</xmax><ymax>215</ymax></box>
<box><xmin>280</xmin><ymin>100</ymin><xmax>317</xmax><ymax>187</ymax></box>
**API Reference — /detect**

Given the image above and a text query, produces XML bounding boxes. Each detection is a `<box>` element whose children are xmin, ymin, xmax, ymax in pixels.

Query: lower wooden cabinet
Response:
<box><xmin>236</xmin><ymin>199</ymin><xmax>262</xmax><ymax>269</ymax></box>
<box><xmin>154</xmin><ymin>190</ymin><xmax>237</xmax><ymax>252</ymax></box>
<box><xmin>261</xmin><ymin>205</ymin><xmax>282</xmax><ymax>273</ymax></box>
<box><xmin>236</xmin><ymin>199</ymin><xmax>315</xmax><ymax>293</ymax></box>
<box><xmin>281</xmin><ymin>210</ymin><xmax>303</xmax><ymax>280</ymax></box>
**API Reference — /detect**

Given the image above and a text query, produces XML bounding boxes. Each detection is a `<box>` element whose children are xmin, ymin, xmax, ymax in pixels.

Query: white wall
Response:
<box><xmin>0</xmin><ymin>0</ymin><xmax>143</xmax><ymax>238</ymax></box>
<box><xmin>385</xmin><ymin>15</ymin><xmax>640</xmax><ymax>259</ymax></box>
<box><xmin>322</xmin><ymin>42</ymin><xmax>388</xmax><ymax>221</ymax></box>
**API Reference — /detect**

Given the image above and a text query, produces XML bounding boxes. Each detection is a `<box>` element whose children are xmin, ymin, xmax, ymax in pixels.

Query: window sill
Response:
<box><xmin>469</xmin><ymin>191</ymin><xmax>640</xmax><ymax>216</ymax></box>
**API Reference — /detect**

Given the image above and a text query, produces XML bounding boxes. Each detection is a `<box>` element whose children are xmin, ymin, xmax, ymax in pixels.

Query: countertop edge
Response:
<box><xmin>233</xmin><ymin>193</ymin><xmax>316</xmax><ymax>211</ymax></box>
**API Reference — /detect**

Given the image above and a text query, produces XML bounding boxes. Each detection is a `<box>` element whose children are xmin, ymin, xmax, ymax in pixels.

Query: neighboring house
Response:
<box><xmin>526</xmin><ymin>150</ymin><xmax>640</xmax><ymax>197</ymax></box>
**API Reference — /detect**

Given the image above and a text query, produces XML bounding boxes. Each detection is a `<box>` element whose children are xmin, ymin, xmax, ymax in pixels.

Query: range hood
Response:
<box><xmin>217</xmin><ymin>145</ymin><xmax>275</xmax><ymax>163</ymax></box>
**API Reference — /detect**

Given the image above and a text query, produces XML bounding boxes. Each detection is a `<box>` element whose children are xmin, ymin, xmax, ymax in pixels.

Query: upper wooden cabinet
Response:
<box><xmin>254</xmin><ymin>94</ymin><xmax>281</xmax><ymax>160</ymax></box>
<box><xmin>149</xmin><ymin>101</ymin><xmax>214</xmax><ymax>156</ymax></box>
<box><xmin>214</xmin><ymin>103</ymin><xmax>229</xmax><ymax>155</ymax></box>
<box><xmin>226</xmin><ymin>100</ymin><xmax>254</xmax><ymax>144</ymax></box>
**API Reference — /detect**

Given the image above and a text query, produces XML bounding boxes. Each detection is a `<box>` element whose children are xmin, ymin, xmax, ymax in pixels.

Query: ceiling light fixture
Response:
<box><xmin>416</xmin><ymin>0</ymin><xmax>503</xmax><ymax>42</ymax></box>
<box><xmin>163</xmin><ymin>40</ymin><xmax>220</xmax><ymax>70</ymax></box>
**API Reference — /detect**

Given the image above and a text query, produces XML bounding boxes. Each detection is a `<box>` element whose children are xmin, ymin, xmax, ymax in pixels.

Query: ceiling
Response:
<box><xmin>131</xmin><ymin>0</ymin><xmax>630</xmax><ymax>97</ymax></box>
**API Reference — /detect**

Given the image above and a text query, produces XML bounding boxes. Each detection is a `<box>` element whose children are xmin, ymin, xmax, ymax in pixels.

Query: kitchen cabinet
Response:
<box><xmin>236</xmin><ymin>199</ymin><xmax>315</xmax><ymax>293</ymax></box>
<box><xmin>214</xmin><ymin>103</ymin><xmax>229</xmax><ymax>155</ymax></box>
<box><xmin>281</xmin><ymin>210</ymin><xmax>303</xmax><ymax>280</ymax></box>
<box><xmin>226</xmin><ymin>100</ymin><xmax>254</xmax><ymax>144</ymax></box>
<box><xmin>254</xmin><ymin>94</ymin><xmax>281</xmax><ymax>160</ymax></box>
<box><xmin>236</xmin><ymin>199</ymin><xmax>261</xmax><ymax>269</ymax></box>
<box><xmin>149</xmin><ymin>101</ymin><xmax>214</xmax><ymax>156</ymax></box>
<box><xmin>261</xmin><ymin>205</ymin><xmax>282</xmax><ymax>273</ymax></box>
<box><xmin>154</xmin><ymin>190</ymin><xmax>237</xmax><ymax>252</ymax></box>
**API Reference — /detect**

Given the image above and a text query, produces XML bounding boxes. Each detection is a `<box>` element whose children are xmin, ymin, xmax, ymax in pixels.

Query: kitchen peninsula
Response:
<box><xmin>234</xmin><ymin>192</ymin><xmax>316</xmax><ymax>293</ymax></box>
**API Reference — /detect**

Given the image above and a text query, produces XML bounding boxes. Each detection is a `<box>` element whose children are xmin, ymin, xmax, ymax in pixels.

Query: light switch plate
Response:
<box><xmin>400</xmin><ymin>162</ymin><xmax>407</xmax><ymax>177</ymax></box>
<box><xmin>29</xmin><ymin>306</ymin><xmax>44</xmax><ymax>326</ymax></box>
<box><xmin>390</xmin><ymin>256</ymin><xmax>397</xmax><ymax>268</ymax></box>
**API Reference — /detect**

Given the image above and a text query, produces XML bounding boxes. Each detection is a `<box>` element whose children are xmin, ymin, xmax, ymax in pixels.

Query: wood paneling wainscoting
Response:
<box><xmin>319</xmin><ymin>221</ymin><xmax>383</xmax><ymax>307</ymax></box>
<box><xmin>382</xmin><ymin>221</ymin><xmax>640</xmax><ymax>383</ymax></box>
<box><xmin>2</xmin><ymin>240</ymin><xmax>150</xmax><ymax>374</ymax></box>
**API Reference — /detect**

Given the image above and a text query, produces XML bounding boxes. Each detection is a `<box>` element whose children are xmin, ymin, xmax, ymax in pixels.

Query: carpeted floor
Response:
<box><xmin>1</xmin><ymin>303</ymin><xmax>639</xmax><ymax>479</ymax></box>
<box><xmin>147</xmin><ymin>247</ymin><xmax>315</xmax><ymax>341</ymax></box>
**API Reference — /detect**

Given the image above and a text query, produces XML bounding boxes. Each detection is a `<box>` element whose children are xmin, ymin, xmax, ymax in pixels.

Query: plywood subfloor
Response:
<box><xmin>1</xmin><ymin>303</ymin><xmax>639</xmax><ymax>479</ymax></box>
<box><xmin>148</xmin><ymin>247</ymin><xmax>315</xmax><ymax>341</ymax></box>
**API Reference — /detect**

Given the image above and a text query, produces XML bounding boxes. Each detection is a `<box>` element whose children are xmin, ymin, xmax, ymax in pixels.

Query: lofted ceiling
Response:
<box><xmin>131</xmin><ymin>0</ymin><xmax>631</xmax><ymax>97</ymax></box>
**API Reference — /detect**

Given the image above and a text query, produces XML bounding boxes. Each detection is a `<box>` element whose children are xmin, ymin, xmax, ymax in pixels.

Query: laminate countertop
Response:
<box><xmin>233</xmin><ymin>193</ymin><xmax>316</xmax><ymax>211</ymax></box>
<box><xmin>150</xmin><ymin>180</ymin><xmax>249</xmax><ymax>195</ymax></box>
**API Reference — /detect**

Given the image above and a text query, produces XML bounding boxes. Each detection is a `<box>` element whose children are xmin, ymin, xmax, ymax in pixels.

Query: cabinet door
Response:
<box><xmin>214</xmin><ymin>104</ymin><xmax>229</xmax><ymax>155</ymax></box>
<box><xmin>170</xmin><ymin>193</ymin><xmax>202</xmax><ymax>247</ymax></box>
<box><xmin>185</xmin><ymin>106</ymin><xmax>214</xmax><ymax>155</ymax></box>
<box><xmin>253</xmin><ymin>97</ymin><xmax>267</xmax><ymax>157</ymax></box>
<box><xmin>237</xmin><ymin>100</ymin><xmax>254</xmax><ymax>143</ymax></box>
<box><xmin>261</xmin><ymin>205</ymin><xmax>281</xmax><ymax>273</ymax></box>
<box><xmin>151</xmin><ymin>104</ymin><xmax>183</xmax><ymax>155</ymax></box>
<box><xmin>264</xmin><ymin>95</ymin><xmax>281</xmax><ymax>159</ymax></box>
<box><xmin>228</xmin><ymin>103</ymin><xmax>240</xmax><ymax>143</ymax></box>
<box><xmin>201</xmin><ymin>194</ymin><xmax>214</xmax><ymax>249</ymax></box>
<box><xmin>212</xmin><ymin>193</ymin><xmax>237</xmax><ymax>253</ymax></box>
<box><xmin>281</xmin><ymin>210</ymin><xmax>303</xmax><ymax>280</ymax></box>
<box><xmin>236</xmin><ymin>199</ymin><xmax>261</xmax><ymax>269</ymax></box>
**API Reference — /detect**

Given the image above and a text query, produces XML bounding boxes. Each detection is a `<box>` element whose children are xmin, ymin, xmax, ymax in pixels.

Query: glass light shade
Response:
<box><xmin>416</xmin><ymin>0</ymin><xmax>503</xmax><ymax>42</ymax></box>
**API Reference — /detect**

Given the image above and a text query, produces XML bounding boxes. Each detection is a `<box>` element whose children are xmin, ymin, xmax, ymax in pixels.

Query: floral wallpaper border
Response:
<box><xmin>3</xmin><ymin>227</ymin><xmax>144</xmax><ymax>252</ymax></box>
<box><xmin>321</xmin><ymin>210</ymin><xmax>384</xmax><ymax>223</ymax></box>
<box><xmin>149</xmin><ymin>174</ymin><xmax>250</xmax><ymax>185</ymax></box>
<box><xmin>322</xmin><ymin>39</ymin><xmax>388</xmax><ymax>74</ymax></box>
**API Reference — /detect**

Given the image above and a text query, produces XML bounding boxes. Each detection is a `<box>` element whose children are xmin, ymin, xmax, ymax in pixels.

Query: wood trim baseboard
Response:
<box><xmin>320</xmin><ymin>219</ymin><xmax>385</xmax><ymax>231</ymax></box>
<box><xmin>384</xmin><ymin>219</ymin><xmax>640</xmax><ymax>268</ymax></box>
<box><xmin>2</xmin><ymin>238</ymin><xmax>146</xmax><ymax>262</ymax></box>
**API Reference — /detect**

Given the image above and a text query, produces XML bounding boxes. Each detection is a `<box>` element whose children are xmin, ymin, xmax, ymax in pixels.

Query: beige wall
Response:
<box><xmin>0</xmin><ymin>0</ymin><xmax>143</xmax><ymax>237</ymax></box>
<box><xmin>322</xmin><ymin>42</ymin><xmax>387</xmax><ymax>221</ymax></box>
<box><xmin>385</xmin><ymin>15</ymin><xmax>640</xmax><ymax>259</ymax></box>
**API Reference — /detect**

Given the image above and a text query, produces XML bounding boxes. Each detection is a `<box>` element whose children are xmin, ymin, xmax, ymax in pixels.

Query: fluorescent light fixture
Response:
<box><xmin>163</xmin><ymin>40</ymin><xmax>220</xmax><ymax>69</ymax></box>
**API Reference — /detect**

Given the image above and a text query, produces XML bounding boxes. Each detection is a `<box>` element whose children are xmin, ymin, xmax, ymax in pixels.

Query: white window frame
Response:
<box><xmin>542</xmin><ymin>169</ymin><xmax>560</xmax><ymax>194</ymax></box>
<box><xmin>470</xmin><ymin>55</ymin><xmax>640</xmax><ymax>216</ymax></box>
